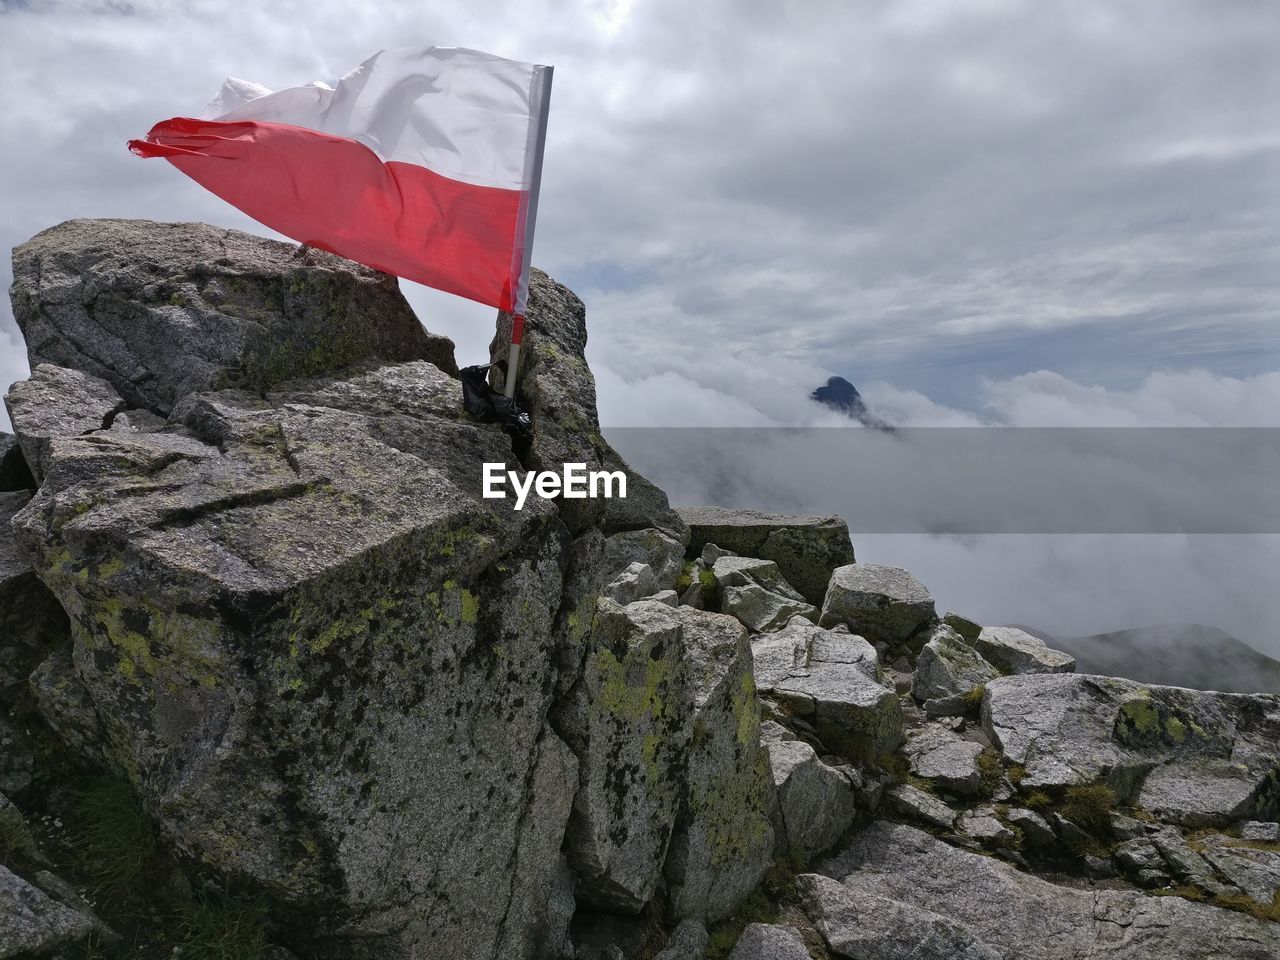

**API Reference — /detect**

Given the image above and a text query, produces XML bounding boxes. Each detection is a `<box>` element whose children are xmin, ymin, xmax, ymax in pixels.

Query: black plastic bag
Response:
<box><xmin>460</xmin><ymin>364</ymin><xmax>532</xmax><ymax>444</ymax></box>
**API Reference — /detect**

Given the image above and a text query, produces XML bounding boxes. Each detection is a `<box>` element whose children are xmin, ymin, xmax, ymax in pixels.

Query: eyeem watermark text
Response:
<box><xmin>483</xmin><ymin>463</ymin><xmax>627</xmax><ymax>510</ymax></box>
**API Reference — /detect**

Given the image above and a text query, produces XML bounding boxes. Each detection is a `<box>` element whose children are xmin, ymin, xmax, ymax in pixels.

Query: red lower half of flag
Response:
<box><xmin>130</xmin><ymin>118</ymin><xmax>525</xmax><ymax>311</ymax></box>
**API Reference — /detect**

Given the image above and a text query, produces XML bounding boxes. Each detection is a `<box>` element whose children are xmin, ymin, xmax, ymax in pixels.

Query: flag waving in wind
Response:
<box><xmin>130</xmin><ymin>46</ymin><xmax>553</xmax><ymax>316</ymax></box>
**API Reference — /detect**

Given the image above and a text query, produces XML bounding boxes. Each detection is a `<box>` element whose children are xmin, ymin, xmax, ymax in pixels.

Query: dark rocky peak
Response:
<box><xmin>811</xmin><ymin>375</ymin><xmax>894</xmax><ymax>431</ymax></box>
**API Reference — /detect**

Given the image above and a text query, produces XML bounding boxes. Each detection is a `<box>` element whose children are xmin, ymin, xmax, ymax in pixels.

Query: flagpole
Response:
<box><xmin>503</xmin><ymin>64</ymin><xmax>553</xmax><ymax>400</ymax></box>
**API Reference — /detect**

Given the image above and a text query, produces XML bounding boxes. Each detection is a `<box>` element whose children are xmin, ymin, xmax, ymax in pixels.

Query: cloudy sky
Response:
<box><xmin>1</xmin><ymin>1</ymin><xmax>1278</xmax><ymax>653</ymax></box>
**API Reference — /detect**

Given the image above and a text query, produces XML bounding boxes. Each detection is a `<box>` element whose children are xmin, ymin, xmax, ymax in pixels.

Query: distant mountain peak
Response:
<box><xmin>811</xmin><ymin>375</ymin><xmax>894</xmax><ymax>431</ymax></box>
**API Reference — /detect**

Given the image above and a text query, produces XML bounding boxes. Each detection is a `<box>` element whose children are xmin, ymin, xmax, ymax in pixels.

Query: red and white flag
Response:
<box><xmin>130</xmin><ymin>46</ymin><xmax>553</xmax><ymax>314</ymax></box>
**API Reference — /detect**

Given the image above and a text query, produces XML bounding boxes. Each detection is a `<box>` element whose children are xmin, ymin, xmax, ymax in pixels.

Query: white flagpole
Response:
<box><xmin>504</xmin><ymin>64</ymin><xmax>553</xmax><ymax>400</ymax></box>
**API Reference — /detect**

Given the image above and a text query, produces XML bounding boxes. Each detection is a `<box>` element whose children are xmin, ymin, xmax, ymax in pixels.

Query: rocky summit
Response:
<box><xmin>1</xmin><ymin>220</ymin><xmax>1278</xmax><ymax>960</ymax></box>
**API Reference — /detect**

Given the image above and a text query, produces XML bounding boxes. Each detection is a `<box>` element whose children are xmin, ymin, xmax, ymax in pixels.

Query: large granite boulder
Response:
<box><xmin>983</xmin><ymin>674</ymin><xmax>1280</xmax><ymax>825</ymax></box>
<box><xmin>663</xmin><ymin>604</ymin><xmax>775</xmax><ymax>922</ymax></box>
<box><xmin>11</xmin><ymin>357</ymin><xmax>577</xmax><ymax>960</ymax></box>
<box><xmin>728</xmin><ymin>923</ymin><xmax>811</xmax><ymax>960</ymax></box>
<box><xmin>911</xmin><ymin>624</ymin><xmax>1000</xmax><ymax>716</ymax></box>
<box><xmin>819</xmin><ymin>564</ymin><xmax>935</xmax><ymax>645</ymax></box>
<box><xmin>557</xmin><ymin>598</ymin><xmax>693</xmax><ymax>913</ymax></box>
<box><xmin>0</xmin><ymin>863</ymin><xmax>101</xmax><ymax>959</ymax></box>
<box><xmin>10</xmin><ymin>218</ymin><xmax>455</xmax><ymax>415</ymax></box>
<box><xmin>815</xmin><ymin>822</ymin><xmax>1280</xmax><ymax>959</ymax></box>
<box><xmin>754</xmin><ymin>617</ymin><xmax>902</xmax><ymax>759</ymax></box>
<box><xmin>490</xmin><ymin>270</ymin><xmax>685</xmax><ymax>540</ymax></box>
<box><xmin>676</xmin><ymin>507</ymin><xmax>854</xmax><ymax>604</ymax></box>
<box><xmin>712</xmin><ymin>556</ymin><xmax>817</xmax><ymax>632</ymax></box>
<box><xmin>4</xmin><ymin>365</ymin><xmax>126</xmax><ymax>484</ymax></box>
<box><xmin>765</xmin><ymin>737</ymin><xmax>858</xmax><ymax>856</ymax></box>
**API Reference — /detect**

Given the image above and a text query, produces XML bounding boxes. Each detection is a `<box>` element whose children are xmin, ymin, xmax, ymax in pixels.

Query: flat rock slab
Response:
<box><xmin>884</xmin><ymin>784</ymin><xmax>956</xmax><ymax>830</ymax></box>
<box><xmin>982</xmin><ymin>674</ymin><xmax>1280</xmax><ymax>825</ymax></box>
<box><xmin>677</xmin><ymin>506</ymin><xmax>854</xmax><ymax>604</ymax></box>
<box><xmin>818</xmin><ymin>822</ymin><xmax>1280</xmax><ymax>959</ymax></box>
<box><xmin>903</xmin><ymin>725</ymin><xmax>986</xmax><ymax>796</ymax></box>
<box><xmin>819</xmin><ymin>564</ymin><xmax>935</xmax><ymax>645</ymax></box>
<box><xmin>974</xmin><ymin>626</ymin><xmax>1075</xmax><ymax>675</ymax></box>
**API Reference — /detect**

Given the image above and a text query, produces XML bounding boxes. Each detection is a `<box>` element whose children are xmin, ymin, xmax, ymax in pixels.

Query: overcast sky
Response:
<box><xmin>1</xmin><ymin>0</ymin><xmax>1278</xmax><ymax>654</ymax></box>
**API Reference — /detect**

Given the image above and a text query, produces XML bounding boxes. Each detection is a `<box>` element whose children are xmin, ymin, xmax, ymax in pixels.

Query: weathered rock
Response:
<box><xmin>727</xmin><ymin>923</ymin><xmax>811</xmax><ymax>960</ymax></box>
<box><xmin>884</xmin><ymin>784</ymin><xmax>956</xmax><ymax>830</ymax></box>
<box><xmin>663</xmin><ymin>604</ymin><xmax>775</xmax><ymax>922</ymax></box>
<box><xmin>753</xmin><ymin>617</ymin><xmax>901</xmax><ymax>759</ymax></box>
<box><xmin>1109</xmin><ymin>812</ymin><xmax>1149</xmax><ymax>842</ymax></box>
<box><xmin>1198</xmin><ymin>839</ymin><xmax>1280</xmax><ymax>904</ymax></box>
<box><xmin>602</xmin><ymin>561</ymin><xmax>659</xmax><ymax>605</ymax></box>
<box><xmin>4</xmin><ymin>365</ymin><xmax>126</xmax><ymax>484</ymax></box>
<box><xmin>983</xmin><ymin>674</ymin><xmax>1280</xmax><ymax>826</ymax></box>
<box><xmin>0</xmin><ymin>791</ymin><xmax>44</xmax><ymax>866</ymax></box>
<box><xmin>767</xmin><ymin>737</ymin><xmax>857</xmax><ymax>857</ymax></box>
<box><xmin>798</xmin><ymin>873</ymin><xmax>1001</xmax><ymax>960</ymax></box>
<box><xmin>974</xmin><ymin>627</ymin><xmax>1075</xmax><ymax>675</ymax></box>
<box><xmin>1241</xmin><ymin>821</ymin><xmax>1280</xmax><ymax>842</ymax></box>
<box><xmin>0</xmin><ymin>433</ymin><xmax>35</xmax><ymax>491</ymax></box>
<box><xmin>603</xmin><ymin>527</ymin><xmax>685</xmax><ymax>591</ymax></box>
<box><xmin>820</xmin><ymin>821</ymin><xmax>1280</xmax><ymax>959</ymax></box>
<box><xmin>490</xmin><ymin>269</ymin><xmax>684</xmax><ymax>539</ymax></box>
<box><xmin>903</xmin><ymin>726</ymin><xmax>985</xmax><ymax>796</ymax></box>
<box><xmin>560</xmin><ymin>599</ymin><xmax>692</xmax><ymax>913</ymax></box>
<box><xmin>0</xmin><ymin>712</ymin><xmax>32</xmax><ymax>796</ymax></box>
<box><xmin>1148</xmin><ymin>827</ymin><xmax>1217</xmax><ymax>887</ymax></box>
<box><xmin>653</xmin><ymin>919</ymin><xmax>709</xmax><ymax>960</ymax></box>
<box><xmin>911</xmin><ymin>624</ymin><xmax>999</xmax><ymax>716</ymax></box>
<box><xmin>0</xmin><ymin>863</ymin><xmax>100</xmax><ymax>958</ymax></box>
<box><xmin>819</xmin><ymin>564</ymin><xmax>934</xmax><ymax>645</ymax></box>
<box><xmin>0</xmin><ymin>491</ymin><xmax>70</xmax><ymax>704</ymax></box>
<box><xmin>648</xmin><ymin>589</ymin><xmax>679</xmax><ymax>607</ymax></box>
<box><xmin>13</xmin><ymin>357</ymin><xmax>580</xmax><ymax>960</ymax></box>
<box><xmin>1113</xmin><ymin>838</ymin><xmax>1167</xmax><ymax>878</ymax></box>
<box><xmin>713</xmin><ymin>556</ymin><xmax>817</xmax><ymax>632</ymax></box>
<box><xmin>1005</xmin><ymin>808</ymin><xmax>1056</xmax><ymax>849</ymax></box>
<box><xmin>676</xmin><ymin>507</ymin><xmax>855</xmax><ymax>604</ymax></box>
<box><xmin>941</xmin><ymin>611</ymin><xmax>982</xmax><ymax>644</ymax></box>
<box><xmin>10</xmin><ymin>219</ymin><xmax>454</xmax><ymax>417</ymax></box>
<box><xmin>27</xmin><ymin>646</ymin><xmax>102</xmax><ymax>763</ymax></box>
<box><xmin>958</xmin><ymin>806</ymin><xmax>1015</xmax><ymax>845</ymax></box>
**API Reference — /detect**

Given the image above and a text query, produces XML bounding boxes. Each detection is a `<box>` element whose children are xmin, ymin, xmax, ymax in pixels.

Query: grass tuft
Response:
<box><xmin>976</xmin><ymin>748</ymin><xmax>1003</xmax><ymax>797</ymax></box>
<box><xmin>176</xmin><ymin>892</ymin><xmax>271</xmax><ymax>960</ymax></box>
<box><xmin>1023</xmin><ymin>790</ymin><xmax>1053</xmax><ymax>811</ymax></box>
<box><xmin>962</xmin><ymin>684</ymin><xmax>986</xmax><ymax>713</ymax></box>
<box><xmin>1061</xmin><ymin>783</ymin><xmax>1115</xmax><ymax>832</ymax></box>
<box><xmin>71</xmin><ymin>775</ymin><xmax>157</xmax><ymax>893</ymax></box>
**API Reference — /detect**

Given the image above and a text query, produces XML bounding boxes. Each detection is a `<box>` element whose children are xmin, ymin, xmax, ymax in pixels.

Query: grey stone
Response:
<box><xmin>974</xmin><ymin>626</ymin><xmax>1075</xmax><ymax>675</ymax></box>
<box><xmin>1149</xmin><ymin>827</ymin><xmax>1216</xmax><ymax>885</ymax></box>
<box><xmin>0</xmin><ymin>863</ymin><xmax>99</xmax><ymax>958</ymax></box>
<box><xmin>911</xmin><ymin>624</ymin><xmax>999</xmax><ymax>715</ymax></box>
<box><xmin>902</xmin><ymin>725</ymin><xmax>985</xmax><ymax>796</ymax></box>
<box><xmin>798</xmin><ymin>873</ymin><xmax>1001</xmax><ymax>960</ymax></box>
<box><xmin>728</xmin><ymin>923</ymin><xmax>811</xmax><ymax>960</ymax></box>
<box><xmin>1005</xmin><ymin>808</ymin><xmax>1055</xmax><ymax>849</ymax></box>
<box><xmin>699</xmin><ymin>542</ymin><xmax>734</xmax><ymax>566</ymax></box>
<box><xmin>653</xmin><ymin>920</ymin><xmax>709</xmax><ymax>960</ymax></box>
<box><xmin>663</xmin><ymin>604</ymin><xmax>775</xmax><ymax>922</ymax></box>
<box><xmin>603</xmin><ymin>527</ymin><xmax>685</xmax><ymax>591</ymax></box>
<box><xmin>1199</xmin><ymin>842</ymin><xmax>1280</xmax><ymax>905</ymax></box>
<box><xmin>942</xmin><ymin>612</ymin><xmax>982</xmax><ymax>644</ymax></box>
<box><xmin>4</xmin><ymin>365</ymin><xmax>126</xmax><ymax>484</ymax></box>
<box><xmin>14</xmin><ymin>357</ymin><xmax>578</xmax><ymax>960</ymax></box>
<box><xmin>1050</xmin><ymin>813</ymin><xmax>1090</xmax><ymax>846</ymax></box>
<box><xmin>0</xmin><ymin>791</ymin><xmax>44</xmax><ymax>865</ymax></box>
<box><xmin>713</xmin><ymin>556</ymin><xmax>817</xmax><ymax>632</ymax></box>
<box><xmin>1241</xmin><ymin>821</ymin><xmax>1280</xmax><ymax>842</ymax></box>
<box><xmin>491</xmin><ymin>270</ymin><xmax>684</xmax><ymax>539</ymax></box>
<box><xmin>10</xmin><ymin>219</ymin><xmax>454</xmax><ymax>417</ymax></box>
<box><xmin>1114</xmin><ymin>838</ymin><xmax>1167</xmax><ymax>876</ymax></box>
<box><xmin>677</xmin><ymin>506</ymin><xmax>855</xmax><ymax>604</ymax></box>
<box><xmin>754</xmin><ymin>617</ymin><xmax>901</xmax><ymax>759</ymax></box>
<box><xmin>602</xmin><ymin>561</ymin><xmax>660</xmax><ymax>605</ymax></box>
<box><xmin>767</xmin><ymin>738</ymin><xmax>857</xmax><ymax>857</ymax></box>
<box><xmin>884</xmin><ymin>784</ymin><xmax>956</xmax><ymax>830</ymax></box>
<box><xmin>819</xmin><ymin>564</ymin><xmax>935</xmax><ymax>645</ymax></box>
<box><xmin>0</xmin><ymin>712</ymin><xmax>32</xmax><ymax>796</ymax></box>
<box><xmin>561</xmin><ymin>599</ymin><xmax>692</xmax><ymax>913</ymax></box>
<box><xmin>27</xmin><ymin>646</ymin><xmax>103</xmax><ymax>763</ymax></box>
<box><xmin>647</xmin><ymin>590</ymin><xmax>679</xmax><ymax>607</ymax></box>
<box><xmin>982</xmin><ymin>673</ymin><xmax>1280</xmax><ymax>825</ymax></box>
<box><xmin>821</xmin><ymin>821</ymin><xmax>1280</xmax><ymax>959</ymax></box>
<box><xmin>1109</xmin><ymin>812</ymin><xmax>1149</xmax><ymax>842</ymax></box>
<box><xmin>958</xmin><ymin>806</ymin><xmax>1015</xmax><ymax>845</ymax></box>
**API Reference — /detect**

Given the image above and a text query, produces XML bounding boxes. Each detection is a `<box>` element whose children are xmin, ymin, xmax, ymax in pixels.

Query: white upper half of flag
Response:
<box><xmin>204</xmin><ymin>46</ymin><xmax>551</xmax><ymax>191</ymax></box>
